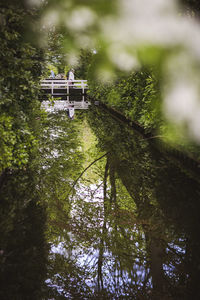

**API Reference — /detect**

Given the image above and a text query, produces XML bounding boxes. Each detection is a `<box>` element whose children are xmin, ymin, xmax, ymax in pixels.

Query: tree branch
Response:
<box><xmin>68</xmin><ymin>152</ymin><xmax>109</xmax><ymax>199</ymax></box>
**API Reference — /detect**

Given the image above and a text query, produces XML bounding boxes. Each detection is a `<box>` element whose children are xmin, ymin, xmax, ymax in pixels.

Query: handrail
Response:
<box><xmin>41</xmin><ymin>79</ymin><xmax>87</xmax><ymax>81</ymax></box>
<box><xmin>41</xmin><ymin>79</ymin><xmax>87</xmax><ymax>84</ymax></box>
<box><xmin>40</xmin><ymin>79</ymin><xmax>88</xmax><ymax>95</ymax></box>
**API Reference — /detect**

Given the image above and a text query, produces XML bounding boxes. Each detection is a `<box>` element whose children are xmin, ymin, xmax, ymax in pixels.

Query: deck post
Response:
<box><xmin>81</xmin><ymin>95</ymin><xmax>85</xmax><ymax>107</ymax></box>
<box><xmin>82</xmin><ymin>80</ymin><xmax>85</xmax><ymax>94</ymax></box>
<box><xmin>51</xmin><ymin>81</ymin><xmax>53</xmax><ymax>95</ymax></box>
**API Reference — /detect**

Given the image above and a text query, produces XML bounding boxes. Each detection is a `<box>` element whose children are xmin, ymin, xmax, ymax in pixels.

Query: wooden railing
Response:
<box><xmin>41</xmin><ymin>79</ymin><xmax>88</xmax><ymax>94</ymax></box>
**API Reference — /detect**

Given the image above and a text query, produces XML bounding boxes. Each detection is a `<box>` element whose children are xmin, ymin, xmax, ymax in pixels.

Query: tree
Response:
<box><xmin>0</xmin><ymin>2</ymin><xmax>44</xmax><ymax>174</ymax></box>
<box><xmin>86</xmin><ymin>105</ymin><xmax>200</xmax><ymax>299</ymax></box>
<box><xmin>75</xmin><ymin>49</ymin><xmax>93</xmax><ymax>79</ymax></box>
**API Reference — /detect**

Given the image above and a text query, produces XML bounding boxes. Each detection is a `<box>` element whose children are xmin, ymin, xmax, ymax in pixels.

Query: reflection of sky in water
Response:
<box><xmin>46</xmin><ymin>182</ymin><xmax>153</xmax><ymax>296</ymax></box>
<box><xmin>41</xmin><ymin>100</ymin><xmax>90</xmax><ymax>113</ymax></box>
<box><xmin>42</xmin><ymin>114</ymin><xmax>187</xmax><ymax>297</ymax></box>
<box><xmin>48</xmin><ymin>241</ymin><xmax>149</xmax><ymax>294</ymax></box>
<box><xmin>45</xmin><ymin>276</ymin><xmax>65</xmax><ymax>296</ymax></box>
<box><xmin>46</xmin><ymin>178</ymin><xmax>187</xmax><ymax>296</ymax></box>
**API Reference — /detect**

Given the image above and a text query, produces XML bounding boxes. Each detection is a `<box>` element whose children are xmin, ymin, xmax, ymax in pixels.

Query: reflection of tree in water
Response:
<box><xmin>41</xmin><ymin>110</ymin><xmax>150</xmax><ymax>299</ymax></box>
<box><xmin>84</xmin><ymin>106</ymin><xmax>200</xmax><ymax>299</ymax></box>
<box><xmin>44</xmin><ymin>110</ymin><xmax>154</xmax><ymax>298</ymax></box>
<box><xmin>0</xmin><ymin>168</ymin><xmax>48</xmax><ymax>300</ymax></box>
<box><xmin>0</xmin><ymin>110</ymin><xmax>85</xmax><ymax>300</ymax></box>
<box><xmin>4</xmin><ymin>107</ymin><xmax>199</xmax><ymax>299</ymax></box>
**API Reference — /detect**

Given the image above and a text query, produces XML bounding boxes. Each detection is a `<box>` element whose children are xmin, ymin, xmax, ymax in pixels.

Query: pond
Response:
<box><xmin>0</xmin><ymin>101</ymin><xmax>200</xmax><ymax>300</ymax></box>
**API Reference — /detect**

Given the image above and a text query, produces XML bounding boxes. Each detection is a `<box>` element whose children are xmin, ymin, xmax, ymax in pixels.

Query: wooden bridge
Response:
<box><xmin>40</xmin><ymin>79</ymin><xmax>88</xmax><ymax>101</ymax></box>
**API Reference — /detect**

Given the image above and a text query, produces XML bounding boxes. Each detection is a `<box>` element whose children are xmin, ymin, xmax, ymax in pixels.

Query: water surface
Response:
<box><xmin>1</xmin><ymin>102</ymin><xmax>200</xmax><ymax>300</ymax></box>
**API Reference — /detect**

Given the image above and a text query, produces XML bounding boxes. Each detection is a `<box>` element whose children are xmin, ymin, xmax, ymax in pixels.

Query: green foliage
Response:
<box><xmin>0</xmin><ymin>166</ymin><xmax>48</xmax><ymax>300</ymax></box>
<box><xmin>85</xmin><ymin>106</ymin><xmax>200</xmax><ymax>298</ymax></box>
<box><xmin>138</xmin><ymin>72</ymin><xmax>162</xmax><ymax>130</ymax></box>
<box><xmin>180</xmin><ymin>0</ymin><xmax>200</xmax><ymax>15</ymax></box>
<box><xmin>75</xmin><ymin>49</ymin><xmax>93</xmax><ymax>79</ymax></box>
<box><xmin>37</xmin><ymin>110</ymin><xmax>84</xmax><ymax>241</ymax></box>
<box><xmin>89</xmin><ymin>67</ymin><xmax>162</xmax><ymax>134</ymax></box>
<box><xmin>47</xmin><ymin>64</ymin><xmax>58</xmax><ymax>77</ymax></box>
<box><xmin>64</xmin><ymin>65</ymin><xmax>70</xmax><ymax>77</ymax></box>
<box><xmin>0</xmin><ymin>4</ymin><xmax>44</xmax><ymax>173</ymax></box>
<box><xmin>0</xmin><ymin>114</ymin><xmax>16</xmax><ymax>169</ymax></box>
<box><xmin>45</xmin><ymin>30</ymin><xmax>68</xmax><ymax>74</ymax></box>
<box><xmin>35</xmin><ymin>0</ymin><xmax>200</xmax><ymax>146</ymax></box>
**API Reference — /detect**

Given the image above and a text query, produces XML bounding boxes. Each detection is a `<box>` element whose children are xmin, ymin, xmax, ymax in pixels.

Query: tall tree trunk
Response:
<box><xmin>116</xmin><ymin>162</ymin><xmax>168</xmax><ymax>296</ymax></box>
<box><xmin>103</xmin><ymin>157</ymin><xmax>109</xmax><ymax>215</ymax></box>
<box><xmin>109</xmin><ymin>156</ymin><xmax>117</xmax><ymax>205</ymax></box>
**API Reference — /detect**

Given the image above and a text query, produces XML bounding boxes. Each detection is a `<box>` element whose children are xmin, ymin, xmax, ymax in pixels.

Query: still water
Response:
<box><xmin>0</xmin><ymin>101</ymin><xmax>200</xmax><ymax>300</ymax></box>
